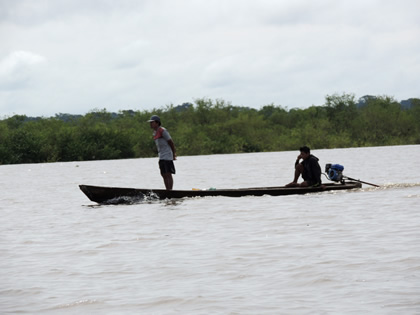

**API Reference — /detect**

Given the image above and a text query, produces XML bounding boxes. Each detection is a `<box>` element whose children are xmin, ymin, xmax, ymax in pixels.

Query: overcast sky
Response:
<box><xmin>1</xmin><ymin>0</ymin><xmax>419</xmax><ymax>117</ymax></box>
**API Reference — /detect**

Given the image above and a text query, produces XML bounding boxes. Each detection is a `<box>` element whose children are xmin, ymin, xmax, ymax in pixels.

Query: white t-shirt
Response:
<box><xmin>153</xmin><ymin>127</ymin><xmax>173</xmax><ymax>160</ymax></box>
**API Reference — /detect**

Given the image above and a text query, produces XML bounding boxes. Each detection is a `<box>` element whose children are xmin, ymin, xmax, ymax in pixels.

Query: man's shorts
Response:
<box><xmin>159</xmin><ymin>160</ymin><xmax>176</xmax><ymax>175</ymax></box>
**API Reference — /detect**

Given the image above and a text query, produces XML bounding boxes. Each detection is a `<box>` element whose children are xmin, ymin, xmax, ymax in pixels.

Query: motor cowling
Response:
<box><xmin>325</xmin><ymin>164</ymin><xmax>344</xmax><ymax>182</ymax></box>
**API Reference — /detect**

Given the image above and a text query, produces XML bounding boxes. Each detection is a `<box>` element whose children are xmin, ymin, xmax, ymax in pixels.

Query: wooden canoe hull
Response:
<box><xmin>79</xmin><ymin>182</ymin><xmax>362</xmax><ymax>204</ymax></box>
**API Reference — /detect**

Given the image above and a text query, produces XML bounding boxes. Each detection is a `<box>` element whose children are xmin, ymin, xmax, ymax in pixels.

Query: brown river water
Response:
<box><xmin>1</xmin><ymin>145</ymin><xmax>419</xmax><ymax>314</ymax></box>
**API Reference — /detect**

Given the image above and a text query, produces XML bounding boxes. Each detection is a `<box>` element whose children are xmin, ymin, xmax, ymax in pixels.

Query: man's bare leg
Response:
<box><xmin>162</xmin><ymin>173</ymin><xmax>173</xmax><ymax>190</ymax></box>
<box><xmin>286</xmin><ymin>164</ymin><xmax>304</xmax><ymax>187</ymax></box>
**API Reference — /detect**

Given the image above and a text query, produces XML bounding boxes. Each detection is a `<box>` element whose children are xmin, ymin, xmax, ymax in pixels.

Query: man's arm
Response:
<box><xmin>295</xmin><ymin>154</ymin><xmax>302</xmax><ymax>166</ymax></box>
<box><xmin>168</xmin><ymin>139</ymin><xmax>176</xmax><ymax>160</ymax></box>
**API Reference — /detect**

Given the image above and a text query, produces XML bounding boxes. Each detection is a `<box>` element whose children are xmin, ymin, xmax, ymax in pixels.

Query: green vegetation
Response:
<box><xmin>1</xmin><ymin>94</ymin><xmax>419</xmax><ymax>165</ymax></box>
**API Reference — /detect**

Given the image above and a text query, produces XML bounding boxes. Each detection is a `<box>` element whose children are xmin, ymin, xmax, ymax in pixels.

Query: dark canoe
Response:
<box><xmin>79</xmin><ymin>182</ymin><xmax>362</xmax><ymax>204</ymax></box>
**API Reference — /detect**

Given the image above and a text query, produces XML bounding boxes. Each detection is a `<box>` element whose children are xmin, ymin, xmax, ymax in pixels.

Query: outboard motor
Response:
<box><xmin>325</xmin><ymin>164</ymin><xmax>344</xmax><ymax>182</ymax></box>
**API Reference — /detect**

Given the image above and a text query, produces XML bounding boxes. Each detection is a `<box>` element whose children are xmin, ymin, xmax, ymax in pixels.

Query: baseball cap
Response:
<box><xmin>147</xmin><ymin>115</ymin><xmax>161</xmax><ymax>123</ymax></box>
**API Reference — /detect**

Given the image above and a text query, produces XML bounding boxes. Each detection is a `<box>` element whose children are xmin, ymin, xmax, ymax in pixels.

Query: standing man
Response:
<box><xmin>286</xmin><ymin>146</ymin><xmax>322</xmax><ymax>187</ymax></box>
<box><xmin>148</xmin><ymin>115</ymin><xmax>176</xmax><ymax>190</ymax></box>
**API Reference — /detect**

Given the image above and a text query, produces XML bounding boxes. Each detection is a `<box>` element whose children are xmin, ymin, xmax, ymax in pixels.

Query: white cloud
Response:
<box><xmin>0</xmin><ymin>50</ymin><xmax>47</xmax><ymax>90</ymax></box>
<box><xmin>0</xmin><ymin>0</ymin><xmax>419</xmax><ymax>117</ymax></box>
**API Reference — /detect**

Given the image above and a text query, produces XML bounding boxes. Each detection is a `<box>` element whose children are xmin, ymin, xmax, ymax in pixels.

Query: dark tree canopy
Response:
<box><xmin>1</xmin><ymin>94</ymin><xmax>419</xmax><ymax>165</ymax></box>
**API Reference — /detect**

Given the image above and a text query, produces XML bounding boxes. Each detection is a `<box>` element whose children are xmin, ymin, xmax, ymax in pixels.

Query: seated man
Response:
<box><xmin>286</xmin><ymin>146</ymin><xmax>322</xmax><ymax>187</ymax></box>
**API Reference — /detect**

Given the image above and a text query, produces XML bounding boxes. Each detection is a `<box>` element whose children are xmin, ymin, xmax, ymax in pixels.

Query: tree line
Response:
<box><xmin>1</xmin><ymin>93</ymin><xmax>419</xmax><ymax>165</ymax></box>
